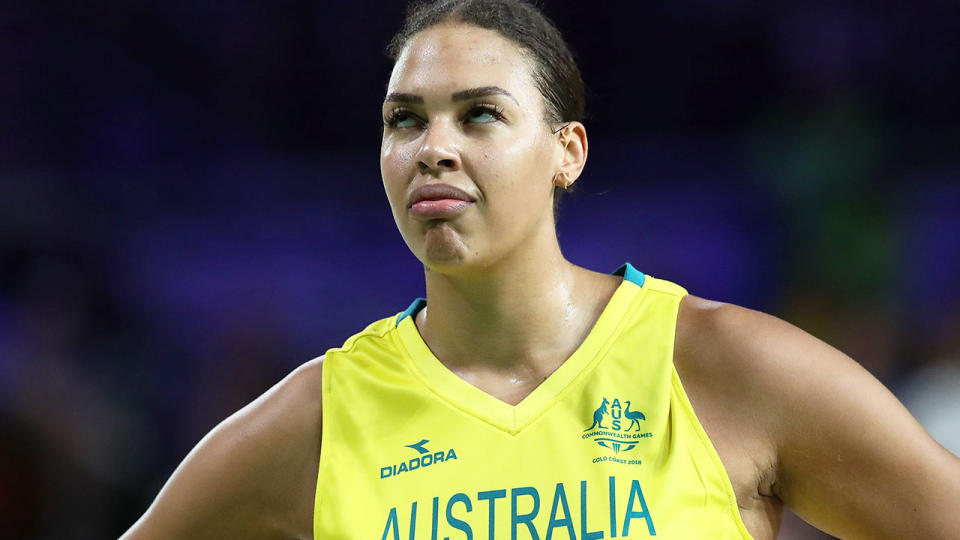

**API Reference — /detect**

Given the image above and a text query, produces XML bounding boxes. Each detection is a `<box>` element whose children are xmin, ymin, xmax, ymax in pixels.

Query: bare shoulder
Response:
<box><xmin>673</xmin><ymin>294</ymin><xmax>792</xmax><ymax>450</ymax></box>
<box><xmin>121</xmin><ymin>356</ymin><xmax>325</xmax><ymax>540</ymax></box>
<box><xmin>675</xmin><ymin>293</ymin><xmax>888</xmax><ymax>408</ymax></box>
<box><xmin>272</xmin><ymin>355</ymin><xmax>325</xmax><ymax>417</ymax></box>
<box><xmin>675</xmin><ymin>295</ymin><xmax>960</xmax><ymax>539</ymax></box>
<box><xmin>674</xmin><ymin>294</ymin><xmax>821</xmax><ymax>390</ymax></box>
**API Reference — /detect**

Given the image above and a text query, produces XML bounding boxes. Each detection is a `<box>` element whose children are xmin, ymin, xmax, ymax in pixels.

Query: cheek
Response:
<box><xmin>478</xmin><ymin>133</ymin><xmax>551</xmax><ymax>203</ymax></box>
<box><xmin>380</xmin><ymin>138</ymin><xmax>416</xmax><ymax>205</ymax></box>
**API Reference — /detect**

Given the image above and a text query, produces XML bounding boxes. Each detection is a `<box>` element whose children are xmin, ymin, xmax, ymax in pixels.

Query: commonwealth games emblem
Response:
<box><xmin>582</xmin><ymin>397</ymin><xmax>652</xmax><ymax>453</ymax></box>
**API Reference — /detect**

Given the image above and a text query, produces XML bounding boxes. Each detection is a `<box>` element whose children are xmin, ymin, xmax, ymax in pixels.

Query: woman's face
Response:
<box><xmin>380</xmin><ymin>23</ymin><xmax>563</xmax><ymax>272</ymax></box>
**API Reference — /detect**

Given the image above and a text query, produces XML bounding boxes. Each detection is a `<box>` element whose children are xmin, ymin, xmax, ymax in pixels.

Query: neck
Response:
<box><xmin>415</xmin><ymin>229</ymin><xmax>620</xmax><ymax>378</ymax></box>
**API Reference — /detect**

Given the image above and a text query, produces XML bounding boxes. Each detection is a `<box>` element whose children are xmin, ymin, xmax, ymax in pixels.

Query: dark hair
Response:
<box><xmin>386</xmin><ymin>0</ymin><xmax>586</xmax><ymax>212</ymax></box>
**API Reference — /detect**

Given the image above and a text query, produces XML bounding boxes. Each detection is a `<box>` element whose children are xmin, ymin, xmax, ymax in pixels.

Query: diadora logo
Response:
<box><xmin>379</xmin><ymin>439</ymin><xmax>458</xmax><ymax>479</ymax></box>
<box><xmin>582</xmin><ymin>397</ymin><xmax>653</xmax><ymax>454</ymax></box>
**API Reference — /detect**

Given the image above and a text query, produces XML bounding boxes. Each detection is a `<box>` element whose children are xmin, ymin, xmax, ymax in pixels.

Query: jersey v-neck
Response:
<box><xmin>392</xmin><ymin>263</ymin><xmax>648</xmax><ymax>435</ymax></box>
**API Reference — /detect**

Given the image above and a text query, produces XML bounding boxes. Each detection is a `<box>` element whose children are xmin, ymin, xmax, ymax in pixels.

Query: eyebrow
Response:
<box><xmin>383</xmin><ymin>86</ymin><xmax>519</xmax><ymax>106</ymax></box>
<box><xmin>452</xmin><ymin>86</ymin><xmax>519</xmax><ymax>105</ymax></box>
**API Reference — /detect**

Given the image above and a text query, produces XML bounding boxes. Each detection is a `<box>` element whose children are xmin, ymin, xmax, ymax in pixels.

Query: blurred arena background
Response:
<box><xmin>2</xmin><ymin>1</ymin><xmax>958</xmax><ymax>538</ymax></box>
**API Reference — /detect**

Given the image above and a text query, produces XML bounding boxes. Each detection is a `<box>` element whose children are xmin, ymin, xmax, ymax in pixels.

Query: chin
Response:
<box><xmin>411</xmin><ymin>222</ymin><xmax>469</xmax><ymax>267</ymax></box>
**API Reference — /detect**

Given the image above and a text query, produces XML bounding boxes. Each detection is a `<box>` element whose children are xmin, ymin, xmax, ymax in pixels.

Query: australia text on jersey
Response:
<box><xmin>381</xmin><ymin>476</ymin><xmax>657</xmax><ymax>539</ymax></box>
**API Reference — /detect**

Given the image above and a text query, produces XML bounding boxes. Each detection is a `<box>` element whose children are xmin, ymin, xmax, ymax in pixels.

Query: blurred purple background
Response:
<box><xmin>2</xmin><ymin>1</ymin><xmax>959</xmax><ymax>538</ymax></box>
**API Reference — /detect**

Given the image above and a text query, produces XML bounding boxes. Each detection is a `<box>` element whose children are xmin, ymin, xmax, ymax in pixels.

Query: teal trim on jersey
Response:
<box><xmin>396</xmin><ymin>263</ymin><xmax>644</xmax><ymax>326</ymax></box>
<box><xmin>613</xmin><ymin>262</ymin><xmax>646</xmax><ymax>287</ymax></box>
<box><xmin>397</xmin><ymin>297</ymin><xmax>427</xmax><ymax>327</ymax></box>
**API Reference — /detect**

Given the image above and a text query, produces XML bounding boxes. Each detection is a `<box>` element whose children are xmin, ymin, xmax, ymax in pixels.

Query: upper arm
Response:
<box><xmin>121</xmin><ymin>356</ymin><xmax>325</xmax><ymax>540</ymax></box>
<box><xmin>698</xmin><ymin>302</ymin><xmax>960</xmax><ymax>539</ymax></box>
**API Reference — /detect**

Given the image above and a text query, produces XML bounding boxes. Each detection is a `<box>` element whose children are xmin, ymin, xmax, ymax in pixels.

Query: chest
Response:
<box><xmin>315</xmin><ymin>350</ymin><xmax>751</xmax><ymax>539</ymax></box>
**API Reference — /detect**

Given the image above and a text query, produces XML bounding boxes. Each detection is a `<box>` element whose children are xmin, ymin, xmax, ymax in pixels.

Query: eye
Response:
<box><xmin>384</xmin><ymin>108</ymin><xmax>421</xmax><ymax>129</ymax></box>
<box><xmin>465</xmin><ymin>104</ymin><xmax>504</xmax><ymax>124</ymax></box>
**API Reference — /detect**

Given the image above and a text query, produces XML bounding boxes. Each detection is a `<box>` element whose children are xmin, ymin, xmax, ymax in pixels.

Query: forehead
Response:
<box><xmin>387</xmin><ymin>23</ymin><xmax>537</xmax><ymax>101</ymax></box>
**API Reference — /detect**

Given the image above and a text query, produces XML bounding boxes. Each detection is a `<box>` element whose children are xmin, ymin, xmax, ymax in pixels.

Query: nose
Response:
<box><xmin>415</xmin><ymin>119</ymin><xmax>461</xmax><ymax>175</ymax></box>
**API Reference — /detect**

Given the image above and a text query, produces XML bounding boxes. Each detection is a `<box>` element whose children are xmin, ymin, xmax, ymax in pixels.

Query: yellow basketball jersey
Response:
<box><xmin>313</xmin><ymin>263</ymin><xmax>753</xmax><ymax>539</ymax></box>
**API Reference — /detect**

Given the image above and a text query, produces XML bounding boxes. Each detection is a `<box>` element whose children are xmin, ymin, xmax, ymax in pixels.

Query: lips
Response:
<box><xmin>407</xmin><ymin>183</ymin><xmax>476</xmax><ymax>220</ymax></box>
<box><xmin>407</xmin><ymin>183</ymin><xmax>475</xmax><ymax>207</ymax></box>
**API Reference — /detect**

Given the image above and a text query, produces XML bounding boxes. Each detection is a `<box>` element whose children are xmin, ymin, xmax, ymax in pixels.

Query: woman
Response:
<box><xmin>122</xmin><ymin>1</ymin><xmax>960</xmax><ymax>538</ymax></box>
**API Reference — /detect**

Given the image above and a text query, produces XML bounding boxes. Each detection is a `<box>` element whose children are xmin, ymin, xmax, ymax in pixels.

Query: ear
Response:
<box><xmin>553</xmin><ymin>122</ymin><xmax>588</xmax><ymax>189</ymax></box>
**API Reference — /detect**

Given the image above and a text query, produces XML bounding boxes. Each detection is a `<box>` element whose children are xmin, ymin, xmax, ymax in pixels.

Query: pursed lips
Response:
<box><xmin>407</xmin><ymin>183</ymin><xmax>476</xmax><ymax>220</ymax></box>
<box><xmin>408</xmin><ymin>183</ymin><xmax>476</xmax><ymax>207</ymax></box>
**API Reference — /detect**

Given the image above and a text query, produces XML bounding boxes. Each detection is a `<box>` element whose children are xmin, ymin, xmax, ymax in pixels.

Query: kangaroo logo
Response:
<box><xmin>585</xmin><ymin>397</ymin><xmax>610</xmax><ymax>430</ymax></box>
<box><xmin>582</xmin><ymin>396</ymin><xmax>653</xmax><ymax>454</ymax></box>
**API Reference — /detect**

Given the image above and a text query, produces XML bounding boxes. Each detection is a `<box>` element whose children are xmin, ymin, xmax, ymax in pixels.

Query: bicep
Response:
<box><xmin>732</xmin><ymin>310</ymin><xmax>960</xmax><ymax>539</ymax></box>
<box><xmin>121</xmin><ymin>357</ymin><xmax>324</xmax><ymax>540</ymax></box>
